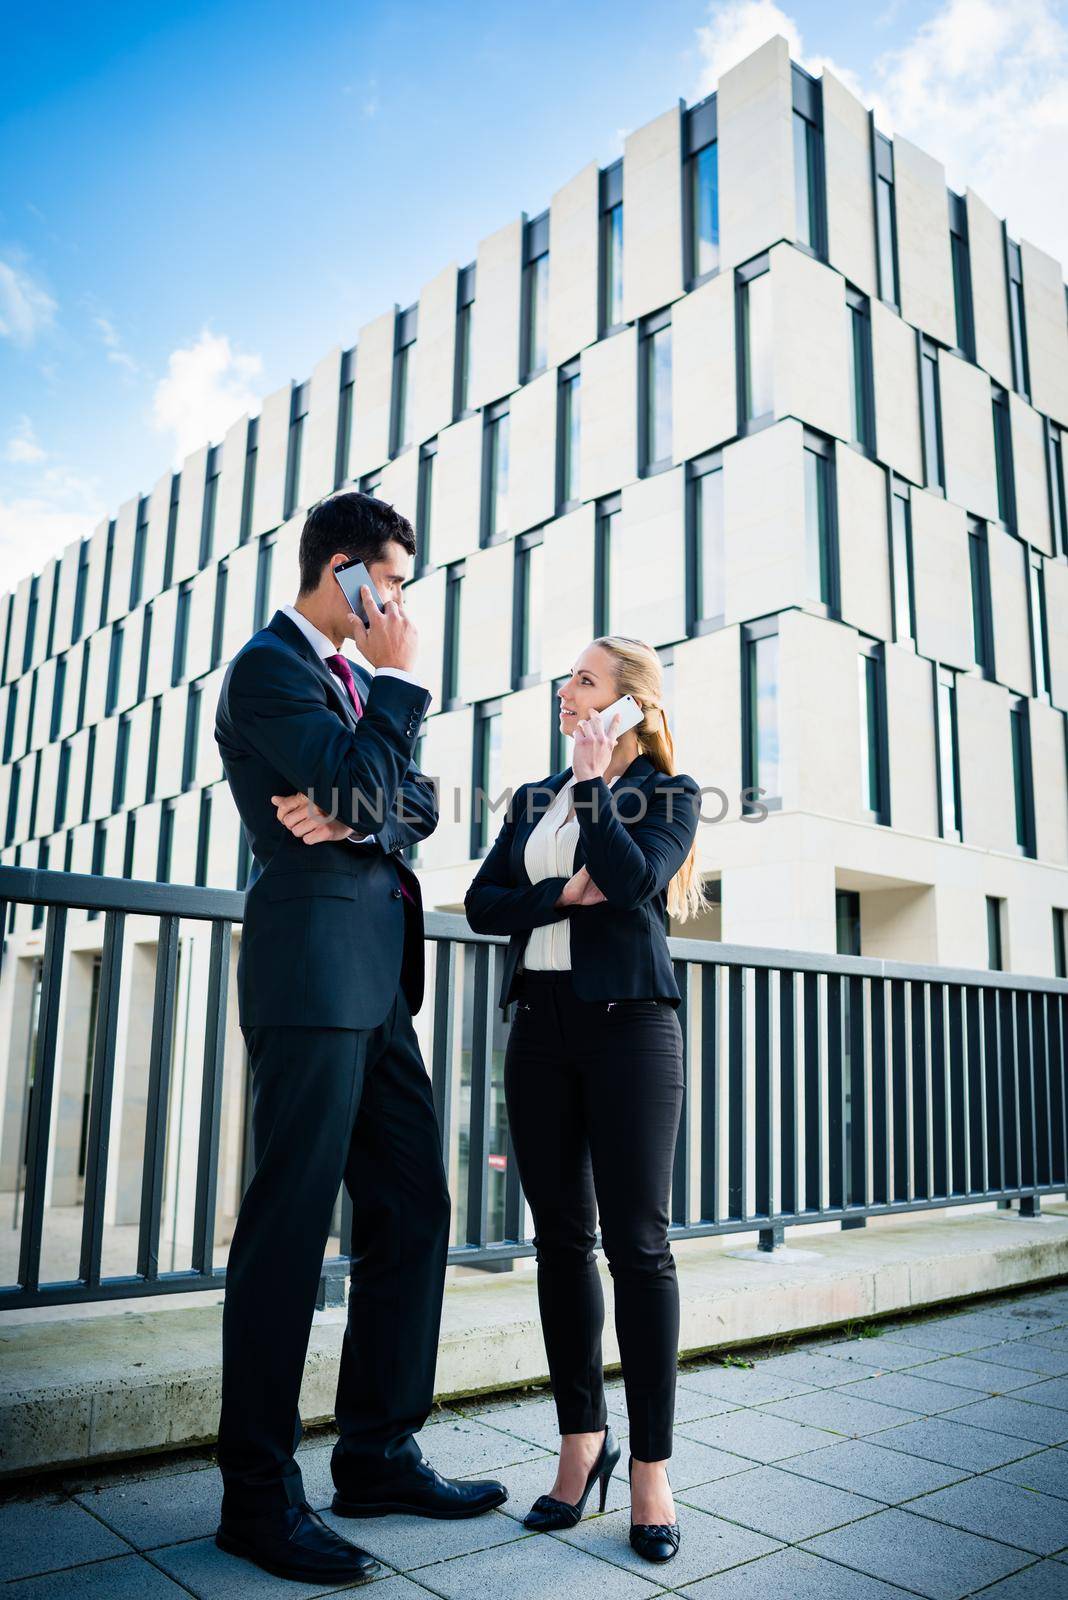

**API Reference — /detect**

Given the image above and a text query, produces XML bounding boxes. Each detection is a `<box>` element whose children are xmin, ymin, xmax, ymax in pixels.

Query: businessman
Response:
<box><xmin>213</xmin><ymin>491</ymin><xmax>506</xmax><ymax>1586</ymax></box>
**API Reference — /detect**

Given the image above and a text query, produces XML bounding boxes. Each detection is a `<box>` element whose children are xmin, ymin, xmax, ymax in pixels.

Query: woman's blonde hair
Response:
<box><xmin>590</xmin><ymin>635</ymin><xmax>708</xmax><ymax>924</ymax></box>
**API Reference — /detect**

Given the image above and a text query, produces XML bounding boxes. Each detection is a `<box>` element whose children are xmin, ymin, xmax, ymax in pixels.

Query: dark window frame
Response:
<box><xmin>888</xmin><ymin>473</ymin><xmax>917</xmax><ymax>648</ymax></box>
<box><xmin>593</xmin><ymin>493</ymin><xmax>621</xmax><ymax>637</ymax></box>
<box><xmin>792</xmin><ymin>64</ymin><xmax>828</xmax><ymax>260</ymax></box>
<box><xmin>683</xmin><ymin>94</ymin><xmax>719</xmax><ymax>290</ymax></box>
<box><xmin>740</xmin><ymin>614</ymin><xmax>783</xmax><ymax>815</ymax></box>
<box><xmin>686</xmin><ymin>450</ymin><xmax>725</xmax><ymax>636</ymax></box>
<box><xmin>390</xmin><ymin>304</ymin><xmax>418</xmax><ymax>457</ymax></box>
<box><xmin>599</xmin><ymin>160</ymin><xmax>624</xmax><ymax>337</ymax></box>
<box><xmin>933</xmin><ymin>662</ymin><xmax>962</xmax><ymax>842</ymax></box>
<box><xmin>511</xmin><ymin>528</ymin><xmax>545</xmax><ymax>692</ymax></box>
<box><xmin>858</xmin><ymin>636</ymin><xmax>890</xmax><ymax>826</ymax></box>
<box><xmin>802</xmin><ymin>427</ymin><xmax>841</xmax><ymax>617</ymax></box>
<box><xmin>918</xmin><ymin>334</ymin><xmax>946</xmax><ymax>493</ymax></box>
<box><xmin>735</xmin><ymin>253</ymin><xmax>774</xmax><ymax>436</ymax></box>
<box><xmin>968</xmin><ymin>517</ymin><xmax>996</xmax><ymax>678</ymax></box>
<box><xmin>638</xmin><ymin>307</ymin><xmax>673</xmax><ymax>477</ymax></box>
<box><xmin>480</xmin><ymin>399</ymin><xmax>511</xmax><ymax>547</ymax></box>
<box><xmin>556</xmin><ymin>359</ymin><xmax>581</xmax><ymax>513</ymax></box>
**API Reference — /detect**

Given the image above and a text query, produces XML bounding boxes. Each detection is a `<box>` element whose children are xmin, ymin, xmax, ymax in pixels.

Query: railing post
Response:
<box><xmin>758</xmin><ymin>1222</ymin><xmax>784</xmax><ymax>1251</ymax></box>
<box><xmin>1018</xmin><ymin>1193</ymin><xmax>1042</xmax><ymax>1219</ymax></box>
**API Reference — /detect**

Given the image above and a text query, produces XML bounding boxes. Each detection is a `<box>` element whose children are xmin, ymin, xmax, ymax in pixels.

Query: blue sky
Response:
<box><xmin>1</xmin><ymin>0</ymin><xmax>1065</xmax><ymax>594</ymax></box>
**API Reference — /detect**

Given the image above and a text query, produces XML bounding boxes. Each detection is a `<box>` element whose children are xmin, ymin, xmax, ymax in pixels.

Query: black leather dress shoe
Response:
<box><xmin>332</xmin><ymin>1455</ymin><xmax>508</xmax><ymax>1519</ymax></box>
<box><xmin>215</xmin><ymin>1500</ymin><xmax>381</xmax><ymax>1584</ymax></box>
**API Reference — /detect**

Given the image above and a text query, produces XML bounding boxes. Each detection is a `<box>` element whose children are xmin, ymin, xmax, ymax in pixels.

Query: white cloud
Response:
<box><xmin>0</xmin><ymin>464</ymin><xmax>105</xmax><ymax>593</ymax></box>
<box><xmin>4</xmin><ymin>417</ymin><xmax>46</xmax><ymax>465</ymax></box>
<box><xmin>693</xmin><ymin>0</ymin><xmax>1068</xmax><ymax>266</ymax></box>
<box><xmin>152</xmin><ymin>328</ymin><xmax>263</xmax><ymax>463</ymax></box>
<box><xmin>0</xmin><ymin>256</ymin><xmax>57</xmax><ymax>346</ymax></box>
<box><xmin>93</xmin><ymin>313</ymin><xmax>140</xmax><ymax>374</ymax></box>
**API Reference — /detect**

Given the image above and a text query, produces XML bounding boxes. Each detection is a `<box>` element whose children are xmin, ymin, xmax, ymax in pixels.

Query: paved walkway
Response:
<box><xmin>2</xmin><ymin>1282</ymin><xmax>1067</xmax><ymax>1599</ymax></box>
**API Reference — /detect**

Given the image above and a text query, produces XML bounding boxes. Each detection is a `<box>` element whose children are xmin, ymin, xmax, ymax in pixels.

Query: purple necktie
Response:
<box><xmin>325</xmin><ymin>652</ymin><xmax>363</xmax><ymax>717</ymax></box>
<box><xmin>325</xmin><ymin>652</ymin><xmax>414</xmax><ymax>907</ymax></box>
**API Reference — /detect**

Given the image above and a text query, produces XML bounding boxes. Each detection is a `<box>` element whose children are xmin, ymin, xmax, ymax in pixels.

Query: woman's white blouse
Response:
<box><xmin>520</xmin><ymin>773</ymin><xmax>621</xmax><ymax>973</ymax></box>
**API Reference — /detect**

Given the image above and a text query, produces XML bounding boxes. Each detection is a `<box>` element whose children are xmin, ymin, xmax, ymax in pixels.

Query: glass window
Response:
<box><xmin>992</xmin><ymin>387</ymin><xmax>1016</xmax><ymax>529</ymax></box>
<box><xmin>857</xmin><ymin>650</ymin><xmax>886</xmax><ymax>820</ymax></box>
<box><xmin>284</xmin><ymin>389</ymin><xmax>306</xmax><ymax>519</ymax></box>
<box><xmin>239</xmin><ymin>423</ymin><xmax>258</xmax><ymax>544</ymax></box>
<box><xmin>1028</xmin><ymin>555</ymin><xmax>1051</xmax><ymax>701</ymax></box>
<box><xmin>417</xmin><ymin>444</ymin><xmax>436</xmax><ymax>565</ymax></box>
<box><xmin>935</xmin><ymin>668</ymin><xmax>960</xmax><ymax>840</ymax></box>
<box><xmin>986</xmin><ymin>896</ymin><xmax>1003</xmax><ymax>970</ymax></box>
<box><xmin>200</xmin><ymin>447</ymin><xmax>220</xmax><ymax>567</ymax></box>
<box><xmin>603</xmin><ymin>202</ymin><xmax>623</xmax><ymax>331</ymax></box>
<box><xmin>55</xmin><ymin>740</ymin><xmax>71</xmax><ymax>832</ymax></box>
<box><xmin>747</xmin><ymin>631</ymin><xmax>780</xmax><ymax>801</ymax></box>
<box><xmin>1046</xmin><ymin>424</ymin><xmax>1066</xmax><ymax>557</ymax></box>
<box><xmin>211</xmin><ymin>563</ymin><xmax>227</xmax><ymax>671</ymax></box>
<box><xmin>483</xmin><ymin>409</ymin><xmax>510</xmax><ymax>541</ymax></box>
<box><xmin>793</xmin><ymin>110</ymin><xmax>820</xmax><ymax>252</ymax></box>
<box><xmin>456</xmin><ymin>301</ymin><xmax>472</xmax><ymax>416</ymax></box>
<box><xmin>560</xmin><ymin>370</ymin><xmax>580</xmax><ymax>507</ymax></box>
<box><xmin>335</xmin><ymin>351</ymin><xmax>355</xmax><ymax>487</ymax></box>
<box><xmin>253</xmin><ymin>537</ymin><xmax>273</xmax><ymax>632</ymax></box>
<box><xmin>392</xmin><ymin>342</ymin><xmax>411</xmax><ymax>454</ymax></box>
<box><xmin>50</xmin><ymin>653</ymin><xmax>66</xmax><ymax>741</ymax></box>
<box><xmin>920</xmin><ymin>342</ymin><xmax>944</xmax><ymax>490</ymax></box>
<box><xmin>172</xmin><ymin>584</ymin><xmax>191</xmax><ymax>685</ymax></box>
<box><xmin>1054</xmin><ymin>908</ymin><xmax>1067</xmax><ymax>980</ymax></box>
<box><xmin>595</xmin><ymin>501</ymin><xmax>621</xmax><ymax>636</ymax></box>
<box><xmin>742</xmin><ymin>270</ymin><xmax>773</xmax><ymax>422</ymax></box>
<box><xmin>642</xmin><ymin>320</ymin><xmax>672</xmax><ymax>470</ymax></box>
<box><xmin>444</xmin><ymin>568</ymin><xmax>462</xmax><ymax>704</ymax></box>
<box><xmin>130</xmin><ymin>499</ymin><xmax>148</xmax><ymax>609</ymax></box>
<box><xmin>112</xmin><ymin>713</ymin><xmax>130</xmax><ymax>811</ymax></box>
<box><xmin>968</xmin><ymin>522</ymin><xmax>994</xmax><ymax>675</ymax></box>
<box><xmin>689</xmin><ymin>142</ymin><xmax>719</xmax><ymax>279</ymax></box>
<box><xmin>1010</xmin><ymin>699</ymin><xmax>1034</xmax><ymax>857</ymax></box>
<box><xmin>803</xmin><ymin>445</ymin><xmax>834</xmax><ymax>605</ymax></box>
<box><xmin>1006</xmin><ymin>238</ymin><xmax>1031</xmax><ymax>399</ymax></box>
<box><xmin>183</xmin><ymin>682</ymin><xmax>201</xmax><ymax>792</ymax></box>
<box><xmin>521</xmin><ymin>542</ymin><xmax>543</xmax><ymax>681</ymax></box>
<box><xmin>524</xmin><ymin>252</ymin><xmax>549</xmax><ymax>377</ymax></box>
<box><xmin>694</xmin><ymin>466</ymin><xmax>724</xmax><ymax>624</ymax></box>
<box><xmin>950</xmin><ymin>230</ymin><xmax>975</xmax><ymax>359</ymax></box>
<box><xmin>476</xmin><ymin>708</ymin><xmax>503</xmax><ymax>852</ymax></box>
<box><xmin>836</xmin><ymin>889</ymin><xmax>861</xmax><ymax>956</ymax></box>
<box><xmin>848</xmin><ymin>296</ymin><xmax>874</xmax><ymax>451</ymax></box>
<box><xmin>105</xmin><ymin>624</ymin><xmax>123</xmax><ymax>716</ymax></box>
<box><xmin>890</xmin><ymin>485</ymin><xmax>915</xmax><ymax>644</ymax></box>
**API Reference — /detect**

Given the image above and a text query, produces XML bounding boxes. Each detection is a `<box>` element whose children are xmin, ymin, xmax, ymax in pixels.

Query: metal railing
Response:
<box><xmin>0</xmin><ymin>864</ymin><xmax>1065</xmax><ymax>1312</ymax></box>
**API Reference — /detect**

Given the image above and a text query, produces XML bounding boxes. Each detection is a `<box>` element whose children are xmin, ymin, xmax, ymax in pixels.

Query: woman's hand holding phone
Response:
<box><xmin>571</xmin><ymin>706</ymin><xmax>622</xmax><ymax>781</ymax></box>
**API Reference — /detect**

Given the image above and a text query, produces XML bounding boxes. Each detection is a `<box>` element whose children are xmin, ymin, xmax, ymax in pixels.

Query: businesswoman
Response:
<box><xmin>464</xmin><ymin>635</ymin><xmax>705</xmax><ymax>1565</ymax></box>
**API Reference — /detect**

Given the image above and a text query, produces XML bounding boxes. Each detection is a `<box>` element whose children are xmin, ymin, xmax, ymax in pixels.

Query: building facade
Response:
<box><xmin>1</xmin><ymin>36</ymin><xmax>1067</xmax><ymax>1270</ymax></box>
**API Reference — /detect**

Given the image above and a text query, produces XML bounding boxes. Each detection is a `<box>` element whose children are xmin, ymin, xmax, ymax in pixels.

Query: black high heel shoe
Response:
<box><xmin>627</xmin><ymin>1454</ymin><xmax>680</xmax><ymax>1562</ymax></box>
<box><xmin>523</xmin><ymin>1425</ymin><xmax>620</xmax><ymax>1530</ymax></box>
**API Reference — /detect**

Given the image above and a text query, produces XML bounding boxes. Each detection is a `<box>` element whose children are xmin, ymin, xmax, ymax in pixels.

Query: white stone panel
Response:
<box><xmin>717</xmin><ymin>35</ymin><xmax>794</xmax><ymax>271</ymax></box>
<box><xmin>142</xmin><ymin>471</ymin><xmax>173</xmax><ymax>601</ymax></box>
<box><xmin>171</xmin><ymin>445</ymin><xmax>209</xmax><ymax>588</ymax></box>
<box><xmin>541</xmin><ymin>504</ymin><xmax>595</xmax><ymax>682</ymax></box>
<box><xmin>458</xmin><ymin>541</ymin><xmax>513</xmax><ymax>704</ymax></box>
<box><xmin>956</xmin><ymin>674</ymin><xmax>1015</xmax><ymax>851</ymax></box>
<box><xmin>250</xmin><ymin>382</ymin><xmax>292</xmax><ymax>538</ymax></box>
<box><xmin>671</xmin><ymin>270</ymin><xmax>735</xmax><ymax>463</ymax></box>
<box><xmin>966</xmin><ymin>188</ymin><xmax>1013</xmax><ymax>392</ymax></box>
<box><xmin>1031</xmin><ymin>699</ymin><xmax>1068</xmax><ymax>866</ymax></box>
<box><xmin>822</xmin><ymin>69</ymin><xmax>876</xmax><ymax>299</ymax></box>
<box><xmin>893</xmin><ymin>136</ymin><xmax>955</xmax><ymax>348</ymax></box>
<box><xmin>153</xmin><ymin>688</ymin><xmax>187</xmax><ymax>802</ymax></box>
<box><xmin>885</xmin><ymin>643</ymin><xmax>939</xmax><ymax>838</ymax></box>
<box><xmin>508</xmin><ymin>368</ymin><xmax>556</xmax><ymax>535</ymax></box>
<box><xmin>379</xmin><ymin>446</ymin><xmax>419</xmax><ymax>527</ymax></box>
<box><xmin>500</xmin><ymin>680</ymin><xmax>553</xmax><ymax>793</ymax></box>
<box><xmin>910</xmin><ymin>489</ymin><xmax>973</xmax><ymax>671</ymax></box>
<box><xmin>219</xmin><ymin>540</ymin><xmax>258</xmax><ymax>665</ymax></box>
<box><xmin>616</xmin><ymin>468</ymin><xmax>686</xmax><ymax>648</ymax></box>
<box><xmin>300</xmin><ymin>346</ymin><xmax>343</xmax><ymax>508</ymax></box>
<box><xmin>411</xmin><ymin>263</ymin><xmax>458</xmax><ymax>446</ymax></box>
<box><xmin>871</xmin><ymin>301</ymin><xmax>923</xmax><ymax>485</ymax></box>
<box><xmin>779</xmin><ymin>609</ymin><xmax>863</xmax><ymax>820</ymax></box>
<box><xmin>145</xmin><ymin>586</ymin><xmax>179</xmax><ymax>701</ymax></box>
<box><xmin>986</xmin><ymin>523</ymin><xmax>1033</xmax><ymax>697</ymax></box>
<box><xmin>432</xmin><ymin>414</ymin><xmax>482</xmax><ymax>565</ymax></box>
<box><xmin>836</xmin><ymin>442</ymin><xmax>892</xmax><ymax>642</ymax></box>
<box><xmin>771</xmin><ymin>242</ymin><xmax>851</xmax><ymax>442</ymax></box>
<box><xmin>939</xmin><ymin>349</ymin><xmax>999</xmax><ymax>522</ymax></box>
<box><xmin>415</xmin><ymin>707</ymin><xmax>473</xmax><ymax>874</ymax></box>
<box><xmin>213</xmin><ymin>414</ymin><xmax>253</xmax><ymax>560</ymax></box>
<box><xmin>106</xmin><ymin>499</ymin><xmax>140</xmax><ymax>625</ymax></box>
<box><xmin>1021</xmin><ymin>239</ymin><xmax>1068</xmax><ymax>428</ymax></box>
<box><xmin>579</xmin><ymin>326</ymin><xmax>637</xmax><ymax>502</ymax></box>
<box><xmin>51</xmin><ymin>537</ymin><xmax>81</xmax><ymax>657</ymax></box>
<box><xmin>351</xmin><ymin>308</ymin><xmax>396</xmax><ymax>478</ymax></box>
<box><xmin>468</xmin><ymin>219</ymin><xmax>522</xmax><ymax>412</ymax></box>
<box><xmin>622</xmin><ymin>104</ymin><xmax>684</xmax><ymax>323</ymax></box>
<box><xmin>1010</xmin><ymin>393</ymin><xmax>1053</xmax><ymax>556</ymax></box>
<box><xmin>723</xmin><ymin>419</ymin><xmax>805</xmax><ymax>625</ymax></box>
<box><xmin>674</xmin><ymin>627</ymin><xmax>742</xmax><ymax>847</ymax></box>
<box><xmin>548</xmin><ymin>162</ymin><xmax>599</xmax><ymax>367</ymax></box>
<box><xmin>403</xmin><ymin>565</ymin><xmax>446</xmax><ymax>709</ymax></box>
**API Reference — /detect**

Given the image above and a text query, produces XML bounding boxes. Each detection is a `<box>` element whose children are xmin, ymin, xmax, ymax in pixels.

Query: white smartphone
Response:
<box><xmin>334</xmin><ymin>558</ymin><xmax>384</xmax><ymax>628</ymax></box>
<box><xmin>591</xmin><ymin>693</ymin><xmax>645</xmax><ymax>737</ymax></box>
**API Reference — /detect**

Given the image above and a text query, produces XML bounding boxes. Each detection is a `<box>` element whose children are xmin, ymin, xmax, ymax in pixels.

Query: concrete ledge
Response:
<box><xmin>2</xmin><ymin>1207</ymin><xmax>1067</xmax><ymax>1480</ymax></box>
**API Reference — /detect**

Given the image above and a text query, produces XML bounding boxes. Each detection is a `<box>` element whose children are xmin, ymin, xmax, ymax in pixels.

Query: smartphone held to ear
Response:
<box><xmin>576</xmin><ymin>693</ymin><xmax>644</xmax><ymax>737</ymax></box>
<box><xmin>334</xmin><ymin>559</ymin><xmax>385</xmax><ymax>628</ymax></box>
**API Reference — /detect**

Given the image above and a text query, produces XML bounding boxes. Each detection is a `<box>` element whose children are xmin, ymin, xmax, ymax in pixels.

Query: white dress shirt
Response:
<box><xmin>279</xmin><ymin>602</ymin><xmax>427</xmax><ymax>846</ymax></box>
<box><xmin>520</xmin><ymin>771</ymin><xmax>621</xmax><ymax>973</ymax></box>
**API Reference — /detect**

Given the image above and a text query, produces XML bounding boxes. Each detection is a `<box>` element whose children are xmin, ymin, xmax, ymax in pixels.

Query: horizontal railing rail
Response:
<box><xmin>0</xmin><ymin>865</ymin><xmax>1065</xmax><ymax>1312</ymax></box>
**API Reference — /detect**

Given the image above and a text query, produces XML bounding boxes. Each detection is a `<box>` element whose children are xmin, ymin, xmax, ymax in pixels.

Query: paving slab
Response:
<box><xmin>0</xmin><ymin>1493</ymin><xmax>132</xmax><ymax>1580</ymax></box>
<box><xmin>677</xmin><ymin>1408</ymin><xmax>839</xmax><ymax>1464</ymax></box>
<box><xmin>760</xmin><ymin>1387</ymin><xmax>920</xmax><ymax>1438</ymax></box>
<box><xmin>680</xmin><ymin>1461</ymin><xmax>883</xmax><ymax>1542</ymax></box>
<box><xmin>971</xmin><ymin>1341</ymin><xmax>1068</xmax><ymax>1377</ymax></box>
<box><xmin>869</xmin><ymin>1416</ymin><xmax>1040</xmax><ymax>1472</ymax></box>
<box><xmin>390</xmin><ymin>1529</ymin><xmax>664</xmax><ymax>1599</ymax></box>
<box><xmin>993</xmin><ymin>1447</ymin><xmax>1068</xmax><ymax>1501</ymax></box>
<box><xmin>780</xmin><ymin>1437</ymin><xmax>969</xmax><ymax>1502</ymax></box>
<box><xmin>973</xmin><ymin>1564</ymin><xmax>1068</xmax><ymax>1600</ymax></box>
<box><xmin>151</xmin><ymin>1533</ymin><xmax>396</xmax><ymax>1597</ymax></box>
<box><xmin>675</xmin><ymin>1363</ymin><xmax>816</xmax><ymax>1406</ymax></box>
<box><xmin>5</xmin><ymin>1554</ymin><xmax>190</xmax><ymax>1599</ymax></box>
<box><xmin>750</xmin><ymin>1350</ymin><xmax>885</xmax><ymax>1387</ymax></box>
<box><xmin>1011</xmin><ymin>1377</ymin><xmax>1068</xmax><ymax>1412</ymax></box>
<box><xmin>318</xmin><ymin>1505</ymin><xmax>522</xmax><ymax>1572</ymax></box>
<box><xmin>941</xmin><ymin>1396</ymin><xmax>1068</xmax><ymax>1446</ymax></box>
<box><xmin>677</xmin><ymin>1545</ymin><xmax>919</xmax><ymax>1599</ymax></box>
<box><xmin>906</xmin><ymin>1473</ymin><xmax>1068</xmax><ymax>1557</ymax></box>
<box><xmin>73</xmin><ymin>1465</ymin><xmax>221</xmax><ymax>1551</ymax></box>
<box><xmin>840</xmin><ymin>1371</ymin><xmax>980</xmax><ymax>1415</ymax></box>
<box><xmin>803</xmin><ymin>1505</ymin><xmax>1031</xmax><ymax>1599</ymax></box>
<box><xmin>906</xmin><ymin>1355</ymin><xmax>1039</xmax><ymax>1393</ymax></box>
<box><xmin>812</xmin><ymin>1336</ymin><xmax>930</xmax><ymax>1371</ymax></box>
<box><xmin>552</xmin><ymin>1501</ymin><xmax>780</xmax><ymax>1587</ymax></box>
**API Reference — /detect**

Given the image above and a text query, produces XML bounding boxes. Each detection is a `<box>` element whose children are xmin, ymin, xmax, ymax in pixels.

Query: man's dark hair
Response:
<box><xmin>297</xmin><ymin>492</ymin><xmax>416</xmax><ymax>594</ymax></box>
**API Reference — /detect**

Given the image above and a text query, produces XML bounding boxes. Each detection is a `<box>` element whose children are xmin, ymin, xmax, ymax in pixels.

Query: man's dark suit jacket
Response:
<box><xmin>464</xmin><ymin>753</ymin><xmax>701</xmax><ymax>1013</ymax></box>
<box><xmin>215</xmin><ymin>609</ymin><xmax>437</xmax><ymax>1031</ymax></box>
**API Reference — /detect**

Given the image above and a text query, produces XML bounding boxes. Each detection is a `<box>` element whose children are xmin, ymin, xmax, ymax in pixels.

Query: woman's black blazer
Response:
<box><xmin>464</xmin><ymin>752</ymin><xmax>701</xmax><ymax>1012</ymax></box>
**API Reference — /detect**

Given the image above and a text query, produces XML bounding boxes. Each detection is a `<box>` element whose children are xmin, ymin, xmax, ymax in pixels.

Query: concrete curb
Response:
<box><xmin>2</xmin><ymin>1208</ymin><xmax>1066</xmax><ymax>1480</ymax></box>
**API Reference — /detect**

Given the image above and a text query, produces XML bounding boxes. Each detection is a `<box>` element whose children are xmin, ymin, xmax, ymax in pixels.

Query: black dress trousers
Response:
<box><xmin>503</xmin><ymin>968</ymin><xmax>684</xmax><ymax>1462</ymax></box>
<box><xmin>216</xmin><ymin>982</ymin><xmax>451</xmax><ymax>1516</ymax></box>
